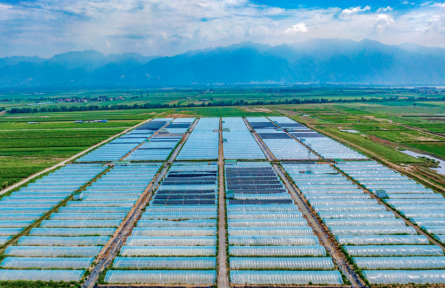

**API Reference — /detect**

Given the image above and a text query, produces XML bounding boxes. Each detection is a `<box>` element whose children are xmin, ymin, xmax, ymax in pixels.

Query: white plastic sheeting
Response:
<box><xmin>137</xmin><ymin>220</ymin><xmax>216</xmax><ymax>228</ymax></box>
<box><xmin>434</xmin><ymin>235</ymin><xmax>445</xmax><ymax>242</ymax></box>
<box><xmin>222</xmin><ymin>117</ymin><xmax>266</xmax><ymax>160</ymax></box>
<box><xmin>345</xmin><ymin>245</ymin><xmax>444</xmax><ymax>256</ymax></box>
<box><xmin>336</xmin><ymin>235</ymin><xmax>429</xmax><ymax>245</ymax></box>
<box><xmin>230</xmin><ymin>257</ymin><xmax>334</xmax><ymax>270</ymax></box>
<box><xmin>40</xmin><ymin>220</ymin><xmax>121</xmax><ymax>228</ymax></box>
<box><xmin>104</xmin><ymin>270</ymin><xmax>216</xmax><ymax>284</ymax></box>
<box><xmin>227</xmin><ymin>212</ymin><xmax>303</xmax><ymax>219</ymax></box>
<box><xmin>228</xmin><ymin>219</ymin><xmax>308</xmax><ymax>227</ymax></box>
<box><xmin>4</xmin><ymin>246</ymin><xmax>102</xmax><ymax>257</ymax></box>
<box><xmin>17</xmin><ymin>236</ymin><xmax>110</xmax><ymax>246</ymax></box>
<box><xmin>329</xmin><ymin>226</ymin><xmax>417</xmax><ymax>236</ymax></box>
<box><xmin>113</xmin><ymin>257</ymin><xmax>216</xmax><ymax>269</ymax></box>
<box><xmin>423</xmin><ymin>226</ymin><xmax>445</xmax><ymax>235</ymax></box>
<box><xmin>146</xmin><ymin>206</ymin><xmax>217</xmax><ymax>213</ymax></box>
<box><xmin>120</xmin><ymin>246</ymin><xmax>216</xmax><ymax>257</ymax></box>
<box><xmin>354</xmin><ymin>257</ymin><xmax>445</xmax><ymax>270</ymax></box>
<box><xmin>230</xmin><ymin>271</ymin><xmax>343</xmax><ymax>285</ymax></box>
<box><xmin>132</xmin><ymin>228</ymin><xmax>216</xmax><ymax>237</ymax></box>
<box><xmin>228</xmin><ymin>205</ymin><xmax>299</xmax><ymax>213</ymax></box>
<box><xmin>325</xmin><ymin>219</ymin><xmax>405</xmax><ymax>227</ymax></box>
<box><xmin>0</xmin><ymin>257</ymin><xmax>94</xmax><ymax>269</ymax></box>
<box><xmin>310</xmin><ymin>200</ymin><xmax>378</xmax><ymax>206</ymax></box>
<box><xmin>411</xmin><ymin>218</ymin><xmax>445</xmax><ymax>226</ymax></box>
<box><xmin>392</xmin><ymin>205</ymin><xmax>445</xmax><ymax>212</ymax></box>
<box><xmin>363</xmin><ymin>270</ymin><xmax>445</xmax><ymax>284</ymax></box>
<box><xmin>402</xmin><ymin>211</ymin><xmax>445</xmax><ymax>218</ymax></box>
<box><xmin>0</xmin><ymin>228</ymin><xmax>23</xmax><ymax>236</ymax></box>
<box><xmin>142</xmin><ymin>212</ymin><xmax>217</xmax><ymax>220</ymax></box>
<box><xmin>229</xmin><ymin>236</ymin><xmax>319</xmax><ymax>246</ymax></box>
<box><xmin>125</xmin><ymin>236</ymin><xmax>216</xmax><ymax>247</ymax></box>
<box><xmin>229</xmin><ymin>246</ymin><xmax>326</xmax><ymax>257</ymax></box>
<box><xmin>0</xmin><ymin>270</ymin><xmax>85</xmax><ymax>281</ymax></box>
<box><xmin>0</xmin><ymin>236</ymin><xmax>11</xmax><ymax>244</ymax></box>
<box><xmin>314</xmin><ymin>206</ymin><xmax>386</xmax><ymax>213</ymax></box>
<box><xmin>50</xmin><ymin>213</ymin><xmax>126</xmax><ymax>220</ymax></box>
<box><xmin>319</xmin><ymin>212</ymin><xmax>394</xmax><ymax>219</ymax></box>
<box><xmin>30</xmin><ymin>228</ymin><xmax>116</xmax><ymax>236</ymax></box>
<box><xmin>228</xmin><ymin>227</ymin><xmax>314</xmax><ymax>236</ymax></box>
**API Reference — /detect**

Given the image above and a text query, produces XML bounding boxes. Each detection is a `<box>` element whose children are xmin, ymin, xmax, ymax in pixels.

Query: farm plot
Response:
<box><xmin>125</xmin><ymin>118</ymin><xmax>194</xmax><ymax>161</ymax></box>
<box><xmin>104</xmin><ymin>163</ymin><xmax>218</xmax><ymax>285</ymax></box>
<box><xmin>269</xmin><ymin>116</ymin><xmax>366</xmax><ymax>160</ymax></box>
<box><xmin>0</xmin><ymin>164</ymin><xmax>107</xmax><ymax>282</ymax></box>
<box><xmin>338</xmin><ymin>161</ymin><xmax>445</xmax><ymax>260</ymax></box>
<box><xmin>246</xmin><ymin>117</ymin><xmax>318</xmax><ymax>160</ymax></box>
<box><xmin>222</xmin><ymin>117</ymin><xmax>265</xmax><ymax>160</ymax></box>
<box><xmin>176</xmin><ymin>118</ymin><xmax>219</xmax><ymax>161</ymax></box>
<box><xmin>76</xmin><ymin>118</ymin><xmax>170</xmax><ymax>162</ymax></box>
<box><xmin>226</xmin><ymin>162</ymin><xmax>343</xmax><ymax>286</ymax></box>
<box><xmin>283</xmin><ymin>162</ymin><xmax>445</xmax><ymax>285</ymax></box>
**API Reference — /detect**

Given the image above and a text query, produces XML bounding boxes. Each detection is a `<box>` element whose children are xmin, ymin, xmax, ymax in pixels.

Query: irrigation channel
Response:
<box><xmin>2</xmin><ymin>115</ymin><xmax>445</xmax><ymax>287</ymax></box>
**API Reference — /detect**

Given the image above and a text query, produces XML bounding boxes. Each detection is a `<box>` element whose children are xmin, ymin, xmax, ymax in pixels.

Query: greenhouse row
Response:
<box><xmin>125</xmin><ymin>118</ymin><xmax>195</xmax><ymax>161</ymax></box>
<box><xmin>226</xmin><ymin>162</ymin><xmax>343</xmax><ymax>285</ymax></box>
<box><xmin>176</xmin><ymin>118</ymin><xmax>219</xmax><ymax>160</ymax></box>
<box><xmin>283</xmin><ymin>162</ymin><xmax>445</xmax><ymax>285</ymax></box>
<box><xmin>77</xmin><ymin>118</ymin><xmax>172</xmax><ymax>162</ymax></box>
<box><xmin>338</xmin><ymin>161</ymin><xmax>445</xmax><ymax>249</ymax></box>
<box><xmin>0</xmin><ymin>164</ymin><xmax>105</xmax><ymax>242</ymax></box>
<box><xmin>266</xmin><ymin>116</ymin><xmax>366</xmax><ymax>160</ymax></box>
<box><xmin>0</xmin><ymin>163</ymin><xmax>159</xmax><ymax>282</ymax></box>
<box><xmin>246</xmin><ymin>117</ymin><xmax>318</xmax><ymax>160</ymax></box>
<box><xmin>222</xmin><ymin>117</ymin><xmax>266</xmax><ymax>160</ymax></box>
<box><xmin>104</xmin><ymin>162</ymin><xmax>218</xmax><ymax>285</ymax></box>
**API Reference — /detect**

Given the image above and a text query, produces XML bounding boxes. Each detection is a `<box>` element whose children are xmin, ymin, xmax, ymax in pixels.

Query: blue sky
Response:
<box><xmin>0</xmin><ymin>0</ymin><xmax>444</xmax><ymax>57</ymax></box>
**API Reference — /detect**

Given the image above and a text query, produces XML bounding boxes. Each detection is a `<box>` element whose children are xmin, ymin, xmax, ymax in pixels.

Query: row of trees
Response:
<box><xmin>8</xmin><ymin>96</ymin><xmax>445</xmax><ymax>114</ymax></box>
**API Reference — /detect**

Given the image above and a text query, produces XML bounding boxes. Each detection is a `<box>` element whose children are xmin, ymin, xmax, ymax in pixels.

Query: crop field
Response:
<box><xmin>0</xmin><ymin>110</ymin><xmax>162</xmax><ymax>190</ymax></box>
<box><xmin>1</xmin><ymin>89</ymin><xmax>445</xmax><ymax>287</ymax></box>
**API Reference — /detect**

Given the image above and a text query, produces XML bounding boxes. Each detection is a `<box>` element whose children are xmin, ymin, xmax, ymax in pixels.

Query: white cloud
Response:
<box><xmin>340</xmin><ymin>6</ymin><xmax>371</xmax><ymax>19</ymax></box>
<box><xmin>377</xmin><ymin>6</ymin><xmax>393</xmax><ymax>12</ymax></box>
<box><xmin>2</xmin><ymin>0</ymin><xmax>445</xmax><ymax>57</ymax></box>
<box><xmin>372</xmin><ymin>14</ymin><xmax>395</xmax><ymax>30</ymax></box>
<box><xmin>402</xmin><ymin>1</ymin><xmax>415</xmax><ymax>5</ymax></box>
<box><xmin>284</xmin><ymin>22</ymin><xmax>308</xmax><ymax>34</ymax></box>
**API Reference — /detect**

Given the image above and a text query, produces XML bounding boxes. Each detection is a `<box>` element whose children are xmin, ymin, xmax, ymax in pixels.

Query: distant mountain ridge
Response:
<box><xmin>1</xmin><ymin>39</ymin><xmax>445</xmax><ymax>87</ymax></box>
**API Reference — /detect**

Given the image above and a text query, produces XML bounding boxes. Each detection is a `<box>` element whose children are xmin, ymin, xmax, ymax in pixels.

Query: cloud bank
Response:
<box><xmin>1</xmin><ymin>0</ymin><xmax>445</xmax><ymax>57</ymax></box>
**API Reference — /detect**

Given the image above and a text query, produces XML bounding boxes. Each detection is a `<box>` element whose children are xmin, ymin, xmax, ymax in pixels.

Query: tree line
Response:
<box><xmin>8</xmin><ymin>96</ymin><xmax>445</xmax><ymax>114</ymax></box>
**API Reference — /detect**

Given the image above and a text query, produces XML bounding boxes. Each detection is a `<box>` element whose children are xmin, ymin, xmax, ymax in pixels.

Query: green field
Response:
<box><xmin>0</xmin><ymin>109</ymin><xmax>162</xmax><ymax>190</ymax></box>
<box><xmin>1</xmin><ymin>88</ymin><xmax>445</xmax><ymax>191</ymax></box>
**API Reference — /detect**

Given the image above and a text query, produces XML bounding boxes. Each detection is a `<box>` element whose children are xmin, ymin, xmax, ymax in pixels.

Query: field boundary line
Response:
<box><xmin>218</xmin><ymin>117</ymin><xmax>229</xmax><ymax>288</ymax></box>
<box><xmin>0</xmin><ymin>112</ymin><xmax>164</xmax><ymax>196</ymax></box>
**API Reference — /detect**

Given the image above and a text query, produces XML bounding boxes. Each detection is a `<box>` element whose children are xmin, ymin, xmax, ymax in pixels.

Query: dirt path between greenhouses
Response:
<box><xmin>218</xmin><ymin>117</ymin><xmax>230</xmax><ymax>288</ymax></box>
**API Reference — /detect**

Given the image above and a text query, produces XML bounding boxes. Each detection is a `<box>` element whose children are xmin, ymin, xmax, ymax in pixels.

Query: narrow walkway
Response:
<box><xmin>218</xmin><ymin>118</ymin><xmax>229</xmax><ymax>288</ymax></box>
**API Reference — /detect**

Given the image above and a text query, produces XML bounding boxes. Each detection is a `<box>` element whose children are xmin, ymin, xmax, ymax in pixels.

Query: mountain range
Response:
<box><xmin>1</xmin><ymin>39</ymin><xmax>445</xmax><ymax>87</ymax></box>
